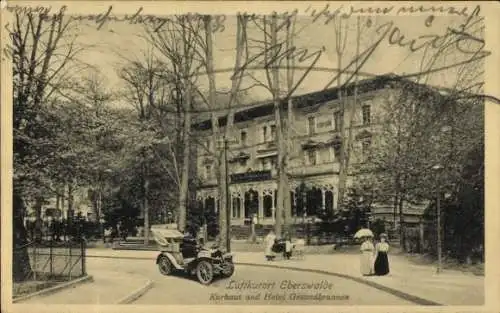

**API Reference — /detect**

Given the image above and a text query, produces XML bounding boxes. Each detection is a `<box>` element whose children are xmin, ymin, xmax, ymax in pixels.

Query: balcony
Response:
<box><xmin>230</xmin><ymin>170</ymin><xmax>272</xmax><ymax>184</ymax></box>
<box><xmin>288</xmin><ymin>162</ymin><xmax>340</xmax><ymax>178</ymax></box>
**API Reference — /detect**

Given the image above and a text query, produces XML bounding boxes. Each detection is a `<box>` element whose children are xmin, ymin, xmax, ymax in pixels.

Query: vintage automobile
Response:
<box><xmin>151</xmin><ymin>225</ymin><xmax>234</xmax><ymax>285</ymax></box>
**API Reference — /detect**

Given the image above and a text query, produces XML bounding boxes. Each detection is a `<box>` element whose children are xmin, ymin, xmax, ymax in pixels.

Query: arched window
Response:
<box><xmin>264</xmin><ymin>194</ymin><xmax>273</xmax><ymax>217</ymax></box>
<box><xmin>325</xmin><ymin>190</ymin><xmax>334</xmax><ymax>212</ymax></box>
<box><xmin>232</xmin><ymin>197</ymin><xmax>241</xmax><ymax>218</ymax></box>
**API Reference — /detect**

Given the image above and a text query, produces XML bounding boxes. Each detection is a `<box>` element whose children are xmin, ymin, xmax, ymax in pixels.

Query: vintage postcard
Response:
<box><xmin>1</xmin><ymin>1</ymin><xmax>499</xmax><ymax>313</ymax></box>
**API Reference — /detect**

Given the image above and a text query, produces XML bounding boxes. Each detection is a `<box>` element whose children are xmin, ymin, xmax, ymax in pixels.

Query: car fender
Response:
<box><xmin>156</xmin><ymin>253</ymin><xmax>183</xmax><ymax>270</ymax></box>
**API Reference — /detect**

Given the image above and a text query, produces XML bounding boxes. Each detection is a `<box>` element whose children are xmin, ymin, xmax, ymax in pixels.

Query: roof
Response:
<box><xmin>191</xmin><ymin>74</ymin><xmax>408</xmax><ymax>131</ymax></box>
<box><xmin>191</xmin><ymin>73</ymin><xmax>472</xmax><ymax>132</ymax></box>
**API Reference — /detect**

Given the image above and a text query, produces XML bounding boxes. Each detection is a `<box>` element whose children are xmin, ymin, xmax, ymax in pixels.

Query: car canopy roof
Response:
<box><xmin>151</xmin><ymin>227</ymin><xmax>184</xmax><ymax>239</ymax></box>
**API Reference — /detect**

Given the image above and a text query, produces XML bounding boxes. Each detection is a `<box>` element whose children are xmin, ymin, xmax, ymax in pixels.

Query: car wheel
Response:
<box><xmin>158</xmin><ymin>256</ymin><xmax>173</xmax><ymax>276</ymax></box>
<box><xmin>196</xmin><ymin>260</ymin><xmax>214</xmax><ymax>285</ymax></box>
<box><xmin>221</xmin><ymin>262</ymin><xmax>235</xmax><ymax>278</ymax></box>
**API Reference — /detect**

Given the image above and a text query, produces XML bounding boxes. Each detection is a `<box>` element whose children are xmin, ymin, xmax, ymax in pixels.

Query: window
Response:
<box><xmin>270</xmin><ymin>157</ymin><xmax>276</xmax><ymax>168</ymax></box>
<box><xmin>362</xmin><ymin>105</ymin><xmax>371</xmax><ymax>125</ymax></box>
<box><xmin>307</xmin><ymin>150</ymin><xmax>317</xmax><ymax>165</ymax></box>
<box><xmin>262</xmin><ymin>126</ymin><xmax>267</xmax><ymax>143</ymax></box>
<box><xmin>205</xmin><ymin>165</ymin><xmax>211</xmax><ymax>179</ymax></box>
<box><xmin>270</xmin><ymin>125</ymin><xmax>276</xmax><ymax>141</ymax></box>
<box><xmin>241</xmin><ymin>131</ymin><xmax>247</xmax><ymax>146</ymax></box>
<box><xmin>333</xmin><ymin>111</ymin><xmax>343</xmax><ymax>131</ymax></box>
<box><xmin>206</xmin><ymin>139</ymin><xmax>211</xmax><ymax>152</ymax></box>
<box><xmin>308</xmin><ymin>116</ymin><xmax>315</xmax><ymax>135</ymax></box>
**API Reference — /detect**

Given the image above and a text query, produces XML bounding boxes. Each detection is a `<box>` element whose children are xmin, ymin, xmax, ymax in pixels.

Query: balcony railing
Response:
<box><xmin>230</xmin><ymin>170</ymin><xmax>272</xmax><ymax>183</ymax></box>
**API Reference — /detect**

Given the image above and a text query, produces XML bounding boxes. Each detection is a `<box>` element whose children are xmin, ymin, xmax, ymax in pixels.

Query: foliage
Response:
<box><xmin>423</xmin><ymin>143</ymin><xmax>484</xmax><ymax>262</ymax></box>
<box><xmin>186</xmin><ymin>201</ymin><xmax>219</xmax><ymax>239</ymax></box>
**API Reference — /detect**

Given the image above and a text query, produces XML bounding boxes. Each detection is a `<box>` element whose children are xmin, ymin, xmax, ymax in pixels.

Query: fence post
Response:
<box><xmin>69</xmin><ymin>242</ymin><xmax>72</xmax><ymax>280</ymax></box>
<box><xmin>33</xmin><ymin>243</ymin><xmax>37</xmax><ymax>281</ymax></box>
<box><xmin>419</xmin><ymin>221</ymin><xmax>425</xmax><ymax>253</ymax></box>
<box><xmin>49</xmin><ymin>239</ymin><xmax>54</xmax><ymax>278</ymax></box>
<box><xmin>81</xmin><ymin>239</ymin><xmax>86</xmax><ymax>276</ymax></box>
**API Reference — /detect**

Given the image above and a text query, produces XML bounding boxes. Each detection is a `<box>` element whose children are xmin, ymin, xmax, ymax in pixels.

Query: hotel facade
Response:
<box><xmin>193</xmin><ymin>75</ymin><xmax>425</xmax><ymax>227</ymax></box>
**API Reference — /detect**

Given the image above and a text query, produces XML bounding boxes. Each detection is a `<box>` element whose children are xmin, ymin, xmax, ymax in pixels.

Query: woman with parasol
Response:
<box><xmin>374</xmin><ymin>233</ymin><xmax>390</xmax><ymax>276</ymax></box>
<box><xmin>355</xmin><ymin>228</ymin><xmax>375</xmax><ymax>276</ymax></box>
<box><xmin>264</xmin><ymin>230</ymin><xmax>277</xmax><ymax>261</ymax></box>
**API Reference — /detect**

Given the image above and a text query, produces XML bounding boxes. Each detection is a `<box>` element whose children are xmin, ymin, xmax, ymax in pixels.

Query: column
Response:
<box><xmin>214</xmin><ymin>196</ymin><xmax>219</xmax><ymax>214</ymax></box>
<box><xmin>239</xmin><ymin>195</ymin><xmax>244</xmax><ymax>219</ymax></box>
<box><xmin>271</xmin><ymin>190</ymin><xmax>276</xmax><ymax>222</ymax></box>
<box><xmin>258</xmin><ymin>190</ymin><xmax>264</xmax><ymax>219</ymax></box>
<box><xmin>333</xmin><ymin>188</ymin><xmax>338</xmax><ymax>212</ymax></box>
<box><xmin>321</xmin><ymin>189</ymin><xmax>326</xmax><ymax>211</ymax></box>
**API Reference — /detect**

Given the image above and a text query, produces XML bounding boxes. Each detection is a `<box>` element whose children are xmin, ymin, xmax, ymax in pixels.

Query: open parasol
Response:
<box><xmin>354</xmin><ymin>228</ymin><xmax>374</xmax><ymax>239</ymax></box>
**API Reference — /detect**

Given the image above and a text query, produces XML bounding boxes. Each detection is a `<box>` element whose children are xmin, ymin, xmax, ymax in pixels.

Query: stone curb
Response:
<box><xmin>236</xmin><ymin>262</ymin><xmax>441</xmax><ymax>306</ymax></box>
<box><xmin>13</xmin><ymin>275</ymin><xmax>94</xmax><ymax>303</ymax></box>
<box><xmin>116</xmin><ymin>280</ymin><xmax>154</xmax><ymax>304</ymax></box>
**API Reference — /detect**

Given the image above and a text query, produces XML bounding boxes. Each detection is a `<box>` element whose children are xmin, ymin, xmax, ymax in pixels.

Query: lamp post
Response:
<box><xmin>100</xmin><ymin>217</ymin><xmax>105</xmax><ymax>243</ymax></box>
<box><xmin>224</xmin><ymin>136</ymin><xmax>231</xmax><ymax>252</ymax></box>
<box><xmin>432</xmin><ymin>164</ymin><xmax>443</xmax><ymax>274</ymax></box>
<box><xmin>28</xmin><ymin>216</ymin><xmax>36</xmax><ymax>241</ymax></box>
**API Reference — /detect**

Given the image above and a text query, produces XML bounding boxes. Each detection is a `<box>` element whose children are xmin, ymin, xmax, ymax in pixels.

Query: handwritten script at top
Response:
<box><xmin>4</xmin><ymin>3</ymin><xmax>480</xmax><ymax>33</ymax></box>
<box><xmin>3</xmin><ymin>3</ymin><xmax>491</xmax><ymax>102</ymax></box>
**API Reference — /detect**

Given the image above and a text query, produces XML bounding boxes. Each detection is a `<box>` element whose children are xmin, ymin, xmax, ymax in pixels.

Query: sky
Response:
<box><xmin>51</xmin><ymin>5</ymin><xmax>486</xmax><ymax>109</ymax></box>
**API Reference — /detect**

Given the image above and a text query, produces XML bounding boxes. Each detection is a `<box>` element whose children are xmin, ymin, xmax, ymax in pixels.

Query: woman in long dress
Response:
<box><xmin>360</xmin><ymin>236</ymin><xmax>375</xmax><ymax>276</ymax></box>
<box><xmin>374</xmin><ymin>233</ymin><xmax>390</xmax><ymax>276</ymax></box>
<box><xmin>264</xmin><ymin>230</ymin><xmax>277</xmax><ymax>261</ymax></box>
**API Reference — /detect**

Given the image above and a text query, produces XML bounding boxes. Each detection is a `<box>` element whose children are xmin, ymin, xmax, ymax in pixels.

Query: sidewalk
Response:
<box><xmin>234</xmin><ymin>252</ymin><xmax>484</xmax><ymax>306</ymax></box>
<box><xmin>86</xmin><ymin>248</ymin><xmax>484</xmax><ymax>305</ymax></box>
<box><xmin>18</xmin><ymin>270</ymin><xmax>152</xmax><ymax>305</ymax></box>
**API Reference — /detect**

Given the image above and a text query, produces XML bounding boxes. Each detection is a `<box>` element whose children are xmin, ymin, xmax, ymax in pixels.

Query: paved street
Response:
<box><xmin>86</xmin><ymin>249</ymin><xmax>484</xmax><ymax>305</ymax></box>
<box><xmin>134</xmin><ymin>264</ymin><xmax>413</xmax><ymax>305</ymax></box>
<box><xmin>17</xmin><ymin>249</ymin><xmax>484</xmax><ymax>305</ymax></box>
<box><xmin>88</xmin><ymin>256</ymin><xmax>413</xmax><ymax>305</ymax></box>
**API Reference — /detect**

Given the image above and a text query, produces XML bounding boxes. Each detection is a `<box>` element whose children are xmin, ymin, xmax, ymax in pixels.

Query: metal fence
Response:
<box><xmin>13</xmin><ymin>239</ymin><xmax>86</xmax><ymax>296</ymax></box>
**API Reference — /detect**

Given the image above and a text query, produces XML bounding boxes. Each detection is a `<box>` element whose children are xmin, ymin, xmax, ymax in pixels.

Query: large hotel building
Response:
<box><xmin>192</xmin><ymin>74</ymin><xmax>425</xmax><ymax>228</ymax></box>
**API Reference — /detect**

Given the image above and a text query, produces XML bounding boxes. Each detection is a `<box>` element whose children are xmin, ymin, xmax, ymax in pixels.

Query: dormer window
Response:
<box><xmin>308</xmin><ymin>116</ymin><xmax>315</xmax><ymax>135</ymax></box>
<box><xmin>205</xmin><ymin>165</ymin><xmax>211</xmax><ymax>179</ymax></box>
<box><xmin>306</xmin><ymin>150</ymin><xmax>317</xmax><ymax>165</ymax></box>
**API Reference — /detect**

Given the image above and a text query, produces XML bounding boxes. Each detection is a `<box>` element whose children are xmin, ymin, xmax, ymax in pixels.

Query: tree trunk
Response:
<box><xmin>177</xmin><ymin>19</ymin><xmax>195</xmax><ymax>233</ymax></box>
<box><xmin>205</xmin><ymin>15</ymin><xmax>218</xmax><ymax>246</ymax></box>
<box><xmin>398</xmin><ymin>196</ymin><xmax>405</xmax><ymax>250</ymax></box>
<box><xmin>13</xmin><ymin>192</ymin><xmax>32</xmax><ymax>282</ymax></box>
<box><xmin>342</xmin><ymin>17</ymin><xmax>361</xmax><ymax>200</ymax></box>
<box><xmin>283</xmin><ymin>14</ymin><xmax>296</xmax><ymax>234</ymax></box>
<box><xmin>204</xmin><ymin>15</ymin><xmax>228</xmax><ymax>249</ymax></box>
<box><xmin>68</xmin><ymin>183</ymin><xmax>74</xmax><ymax>233</ymax></box>
<box><xmin>178</xmin><ymin>109</ymin><xmax>191</xmax><ymax>232</ymax></box>
<box><xmin>218</xmin><ymin>139</ymin><xmax>229</xmax><ymax>249</ymax></box>
<box><xmin>34</xmin><ymin>197</ymin><xmax>43</xmax><ymax>242</ymax></box>
<box><xmin>143</xmin><ymin>164</ymin><xmax>150</xmax><ymax>245</ymax></box>
<box><xmin>270</xmin><ymin>15</ymin><xmax>284</xmax><ymax>238</ymax></box>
